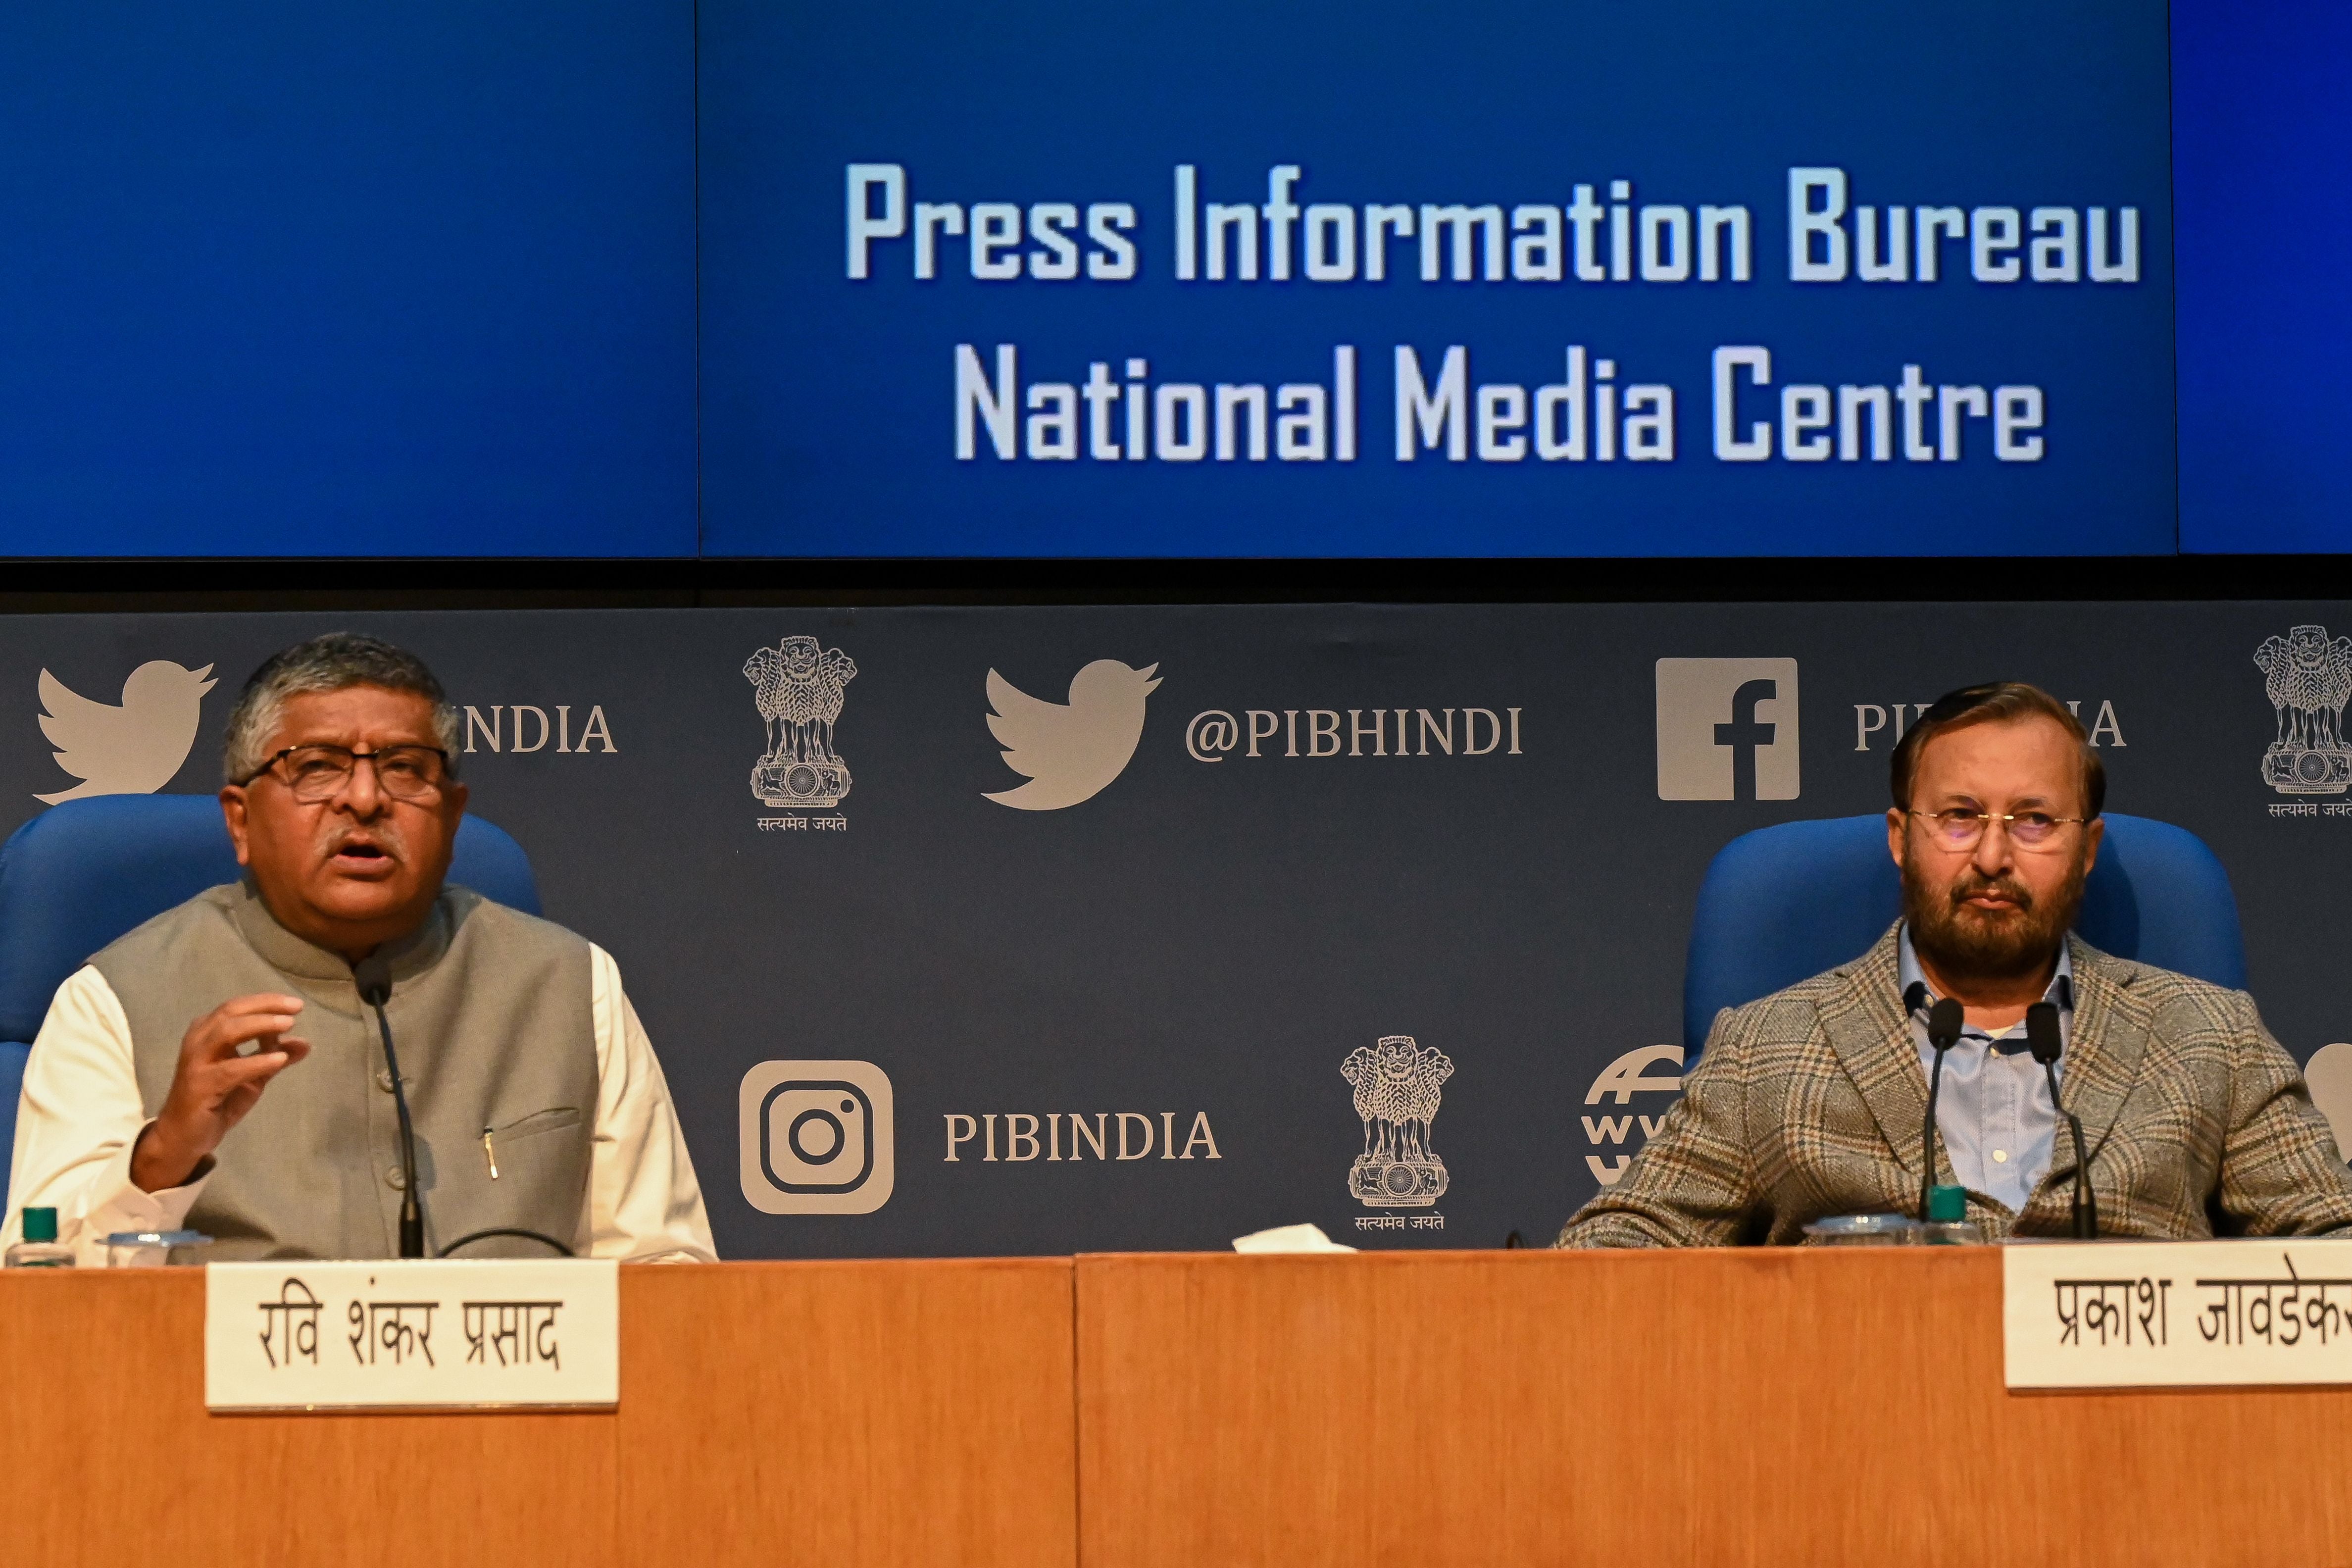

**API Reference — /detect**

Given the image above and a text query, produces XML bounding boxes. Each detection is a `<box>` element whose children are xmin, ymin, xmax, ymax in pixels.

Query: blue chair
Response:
<box><xmin>1682</xmin><ymin>812</ymin><xmax>2247</xmax><ymax>1057</ymax></box>
<box><xmin>0</xmin><ymin>795</ymin><xmax>539</xmax><ymax>1211</ymax></box>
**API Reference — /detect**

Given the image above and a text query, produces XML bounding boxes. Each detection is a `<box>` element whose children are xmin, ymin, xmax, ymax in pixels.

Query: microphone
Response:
<box><xmin>1919</xmin><ymin>997</ymin><xmax>1963</xmax><ymax>1222</ymax></box>
<box><xmin>2027</xmin><ymin>1001</ymin><xmax>2097</xmax><ymax>1239</ymax></box>
<box><xmin>353</xmin><ymin>954</ymin><xmax>424</xmax><ymax>1259</ymax></box>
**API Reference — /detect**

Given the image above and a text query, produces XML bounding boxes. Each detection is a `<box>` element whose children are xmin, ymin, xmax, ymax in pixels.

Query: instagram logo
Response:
<box><xmin>738</xmin><ymin>1060</ymin><xmax>896</xmax><ymax>1214</ymax></box>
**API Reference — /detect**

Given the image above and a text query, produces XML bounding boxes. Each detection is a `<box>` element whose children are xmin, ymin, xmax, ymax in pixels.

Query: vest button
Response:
<box><xmin>385</xmin><ymin>1167</ymin><xmax>407</xmax><ymax>1190</ymax></box>
<box><xmin>375</xmin><ymin>1070</ymin><xmax>395</xmax><ymax>1093</ymax></box>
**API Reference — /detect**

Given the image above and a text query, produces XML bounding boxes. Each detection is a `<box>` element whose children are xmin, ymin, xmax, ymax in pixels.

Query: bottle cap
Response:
<box><xmin>21</xmin><ymin>1206</ymin><xmax>57</xmax><ymax>1243</ymax></box>
<box><xmin>1927</xmin><ymin>1185</ymin><xmax>1968</xmax><ymax>1223</ymax></box>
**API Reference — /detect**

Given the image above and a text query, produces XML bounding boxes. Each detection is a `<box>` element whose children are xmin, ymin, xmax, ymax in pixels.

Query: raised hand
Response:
<box><xmin>130</xmin><ymin>994</ymin><xmax>312</xmax><ymax>1192</ymax></box>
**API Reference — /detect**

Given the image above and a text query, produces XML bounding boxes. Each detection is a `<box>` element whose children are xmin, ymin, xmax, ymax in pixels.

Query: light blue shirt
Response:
<box><xmin>1898</xmin><ymin>925</ymin><xmax>2074</xmax><ymax>1214</ymax></box>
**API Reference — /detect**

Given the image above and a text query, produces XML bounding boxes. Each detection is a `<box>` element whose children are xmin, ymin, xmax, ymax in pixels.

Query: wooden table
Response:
<box><xmin>7</xmin><ymin>1249</ymin><xmax>2351</xmax><ymax>1566</ymax></box>
<box><xmin>1078</xmin><ymin>1248</ymin><xmax>2352</xmax><ymax>1567</ymax></box>
<box><xmin>0</xmin><ymin>1259</ymin><xmax>1076</xmax><ymax>1568</ymax></box>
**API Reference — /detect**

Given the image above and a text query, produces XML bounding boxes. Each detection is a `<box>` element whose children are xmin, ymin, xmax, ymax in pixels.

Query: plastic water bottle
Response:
<box><xmin>1801</xmin><ymin>1213</ymin><xmax>1920</xmax><ymax>1244</ymax></box>
<box><xmin>1918</xmin><ymin>1184</ymin><xmax>1986</xmax><ymax>1245</ymax></box>
<box><xmin>5</xmin><ymin>1207</ymin><xmax>74</xmax><ymax>1267</ymax></box>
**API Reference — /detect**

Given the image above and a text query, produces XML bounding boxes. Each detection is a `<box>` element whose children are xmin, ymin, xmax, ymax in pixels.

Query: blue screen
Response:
<box><xmin>0</xmin><ymin>3</ymin><xmax>697</xmax><ymax>556</ymax></box>
<box><xmin>2174</xmin><ymin>0</ymin><xmax>2352</xmax><ymax>555</ymax></box>
<box><xmin>5</xmin><ymin>1</ymin><xmax>2335</xmax><ymax>560</ymax></box>
<box><xmin>698</xmin><ymin>0</ymin><xmax>2175</xmax><ymax>557</ymax></box>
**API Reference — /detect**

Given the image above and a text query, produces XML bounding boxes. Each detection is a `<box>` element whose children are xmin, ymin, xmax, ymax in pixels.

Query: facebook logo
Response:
<box><xmin>1654</xmin><ymin>658</ymin><xmax>1800</xmax><ymax>801</ymax></box>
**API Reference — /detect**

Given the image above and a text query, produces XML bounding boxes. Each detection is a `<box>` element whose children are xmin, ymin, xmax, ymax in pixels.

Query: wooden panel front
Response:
<box><xmin>1075</xmin><ymin>1248</ymin><xmax>2352</xmax><ymax>1567</ymax></box>
<box><xmin>0</xmin><ymin>1259</ymin><xmax>1077</xmax><ymax>1568</ymax></box>
<box><xmin>616</xmin><ymin>1259</ymin><xmax>1077</xmax><ymax>1568</ymax></box>
<box><xmin>0</xmin><ymin>1269</ymin><xmax>614</xmax><ymax>1568</ymax></box>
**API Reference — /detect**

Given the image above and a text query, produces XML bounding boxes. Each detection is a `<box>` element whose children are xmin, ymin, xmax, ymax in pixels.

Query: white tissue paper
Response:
<box><xmin>1230</xmin><ymin>1222</ymin><xmax>1356</xmax><ymax>1254</ymax></box>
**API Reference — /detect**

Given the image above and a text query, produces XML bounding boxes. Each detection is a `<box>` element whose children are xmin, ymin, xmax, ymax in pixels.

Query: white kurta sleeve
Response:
<box><xmin>583</xmin><ymin>944</ymin><xmax>717</xmax><ymax>1262</ymax></box>
<box><xmin>4</xmin><ymin>966</ymin><xmax>212</xmax><ymax>1265</ymax></box>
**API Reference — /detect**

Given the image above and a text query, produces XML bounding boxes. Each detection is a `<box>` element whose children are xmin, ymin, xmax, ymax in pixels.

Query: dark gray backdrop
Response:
<box><xmin>0</xmin><ymin>604</ymin><xmax>2338</xmax><ymax>1258</ymax></box>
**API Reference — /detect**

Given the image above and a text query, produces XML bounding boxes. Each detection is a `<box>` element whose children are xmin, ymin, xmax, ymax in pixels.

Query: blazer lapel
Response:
<box><xmin>1819</xmin><ymin>924</ymin><xmax>1933</xmax><ymax>1177</ymax></box>
<box><xmin>2052</xmin><ymin>935</ymin><xmax>2152</xmax><ymax>1170</ymax></box>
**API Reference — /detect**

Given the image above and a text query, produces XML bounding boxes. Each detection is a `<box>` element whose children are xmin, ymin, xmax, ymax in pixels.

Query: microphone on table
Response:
<box><xmin>1916</xmin><ymin>990</ymin><xmax>1964</xmax><ymax>1223</ymax></box>
<box><xmin>2027</xmin><ymin>1000</ymin><xmax>2097</xmax><ymax>1240</ymax></box>
<box><xmin>353</xmin><ymin>954</ymin><xmax>424</xmax><ymax>1259</ymax></box>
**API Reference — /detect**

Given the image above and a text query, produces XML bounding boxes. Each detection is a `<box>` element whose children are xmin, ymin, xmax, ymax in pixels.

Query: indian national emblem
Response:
<box><xmin>744</xmin><ymin>636</ymin><xmax>857</xmax><ymax>808</ymax></box>
<box><xmin>2255</xmin><ymin>625</ymin><xmax>2352</xmax><ymax>796</ymax></box>
<box><xmin>1342</xmin><ymin>1034</ymin><xmax>1453</xmax><ymax>1208</ymax></box>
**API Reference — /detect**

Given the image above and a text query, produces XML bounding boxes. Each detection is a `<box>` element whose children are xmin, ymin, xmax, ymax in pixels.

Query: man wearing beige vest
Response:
<box><xmin>4</xmin><ymin>633</ymin><xmax>714</xmax><ymax>1264</ymax></box>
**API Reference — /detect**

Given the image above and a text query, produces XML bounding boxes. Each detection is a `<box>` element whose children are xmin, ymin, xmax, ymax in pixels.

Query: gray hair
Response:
<box><xmin>222</xmin><ymin>633</ymin><xmax>461</xmax><ymax>784</ymax></box>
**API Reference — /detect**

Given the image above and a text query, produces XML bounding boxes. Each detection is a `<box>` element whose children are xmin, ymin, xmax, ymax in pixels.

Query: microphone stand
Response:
<box><xmin>353</xmin><ymin>956</ymin><xmax>424</xmax><ymax>1259</ymax></box>
<box><xmin>1918</xmin><ymin>993</ymin><xmax>1964</xmax><ymax>1223</ymax></box>
<box><xmin>2027</xmin><ymin>1001</ymin><xmax>2096</xmax><ymax>1239</ymax></box>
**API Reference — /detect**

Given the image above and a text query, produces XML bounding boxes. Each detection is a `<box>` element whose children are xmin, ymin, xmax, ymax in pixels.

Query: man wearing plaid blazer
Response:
<box><xmin>1560</xmin><ymin>681</ymin><xmax>2352</xmax><ymax>1248</ymax></box>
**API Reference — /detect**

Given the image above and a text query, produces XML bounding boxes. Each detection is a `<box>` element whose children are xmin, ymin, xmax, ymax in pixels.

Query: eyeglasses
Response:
<box><xmin>1906</xmin><ymin>807</ymin><xmax>2090</xmax><ymax>852</ymax></box>
<box><xmin>238</xmin><ymin>745</ymin><xmax>452</xmax><ymax>804</ymax></box>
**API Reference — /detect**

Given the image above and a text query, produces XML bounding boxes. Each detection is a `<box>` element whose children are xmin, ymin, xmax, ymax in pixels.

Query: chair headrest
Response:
<box><xmin>0</xmin><ymin>795</ymin><xmax>540</xmax><ymax>1044</ymax></box>
<box><xmin>1682</xmin><ymin>812</ymin><xmax>2247</xmax><ymax>1056</ymax></box>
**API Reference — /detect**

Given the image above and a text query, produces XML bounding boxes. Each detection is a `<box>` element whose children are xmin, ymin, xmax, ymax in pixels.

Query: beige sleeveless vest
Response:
<box><xmin>91</xmin><ymin>879</ymin><xmax>597</xmax><ymax>1262</ymax></box>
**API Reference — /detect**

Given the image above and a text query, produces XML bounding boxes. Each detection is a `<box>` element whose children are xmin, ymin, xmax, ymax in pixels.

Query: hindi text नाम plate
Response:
<box><xmin>203</xmin><ymin>1258</ymin><xmax>618</xmax><ymax>1412</ymax></box>
<box><xmin>2004</xmin><ymin>1239</ymin><xmax>2352</xmax><ymax>1389</ymax></box>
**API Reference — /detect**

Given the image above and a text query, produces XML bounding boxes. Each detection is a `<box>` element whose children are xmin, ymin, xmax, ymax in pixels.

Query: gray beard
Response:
<box><xmin>1901</xmin><ymin>844</ymin><xmax>2087</xmax><ymax>988</ymax></box>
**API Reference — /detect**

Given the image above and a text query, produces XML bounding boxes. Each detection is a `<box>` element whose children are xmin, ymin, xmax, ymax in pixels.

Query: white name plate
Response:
<box><xmin>204</xmin><ymin>1259</ymin><xmax>618</xmax><ymax>1412</ymax></box>
<box><xmin>2004</xmin><ymin>1239</ymin><xmax>2352</xmax><ymax>1389</ymax></box>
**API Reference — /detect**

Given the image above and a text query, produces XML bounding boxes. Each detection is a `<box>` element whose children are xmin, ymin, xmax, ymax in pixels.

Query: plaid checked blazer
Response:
<box><xmin>1557</xmin><ymin>924</ymin><xmax>2352</xmax><ymax>1247</ymax></box>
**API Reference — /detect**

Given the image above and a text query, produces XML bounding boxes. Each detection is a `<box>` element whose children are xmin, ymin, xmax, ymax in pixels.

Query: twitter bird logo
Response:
<box><xmin>35</xmin><ymin>660</ymin><xmax>218</xmax><ymax>805</ymax></box>
<box><xmin>983</xmin><ymin>659</ymin><xmax>1161</xmax><ymax>810</ymax></box>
